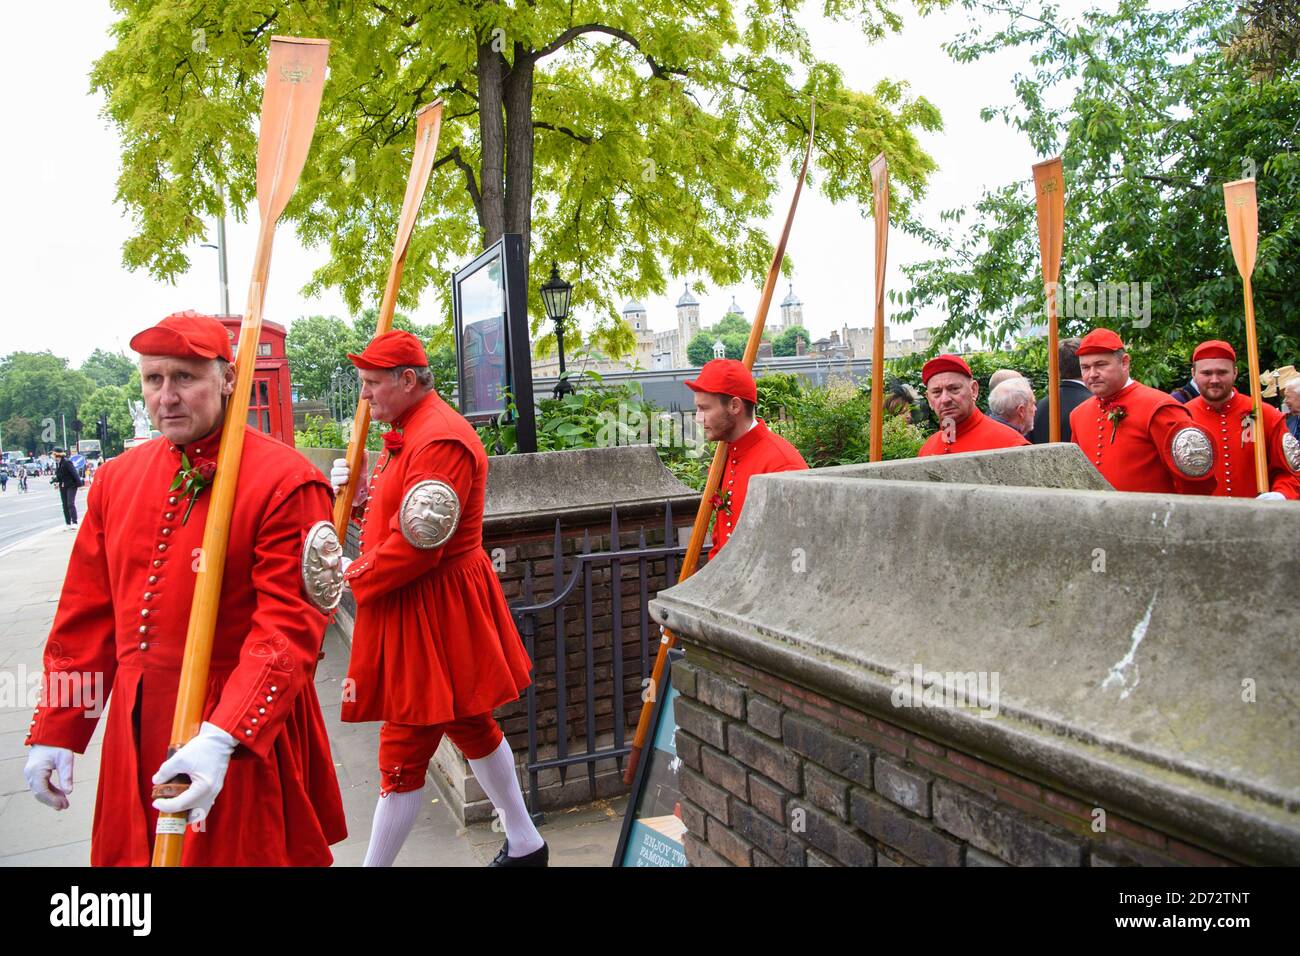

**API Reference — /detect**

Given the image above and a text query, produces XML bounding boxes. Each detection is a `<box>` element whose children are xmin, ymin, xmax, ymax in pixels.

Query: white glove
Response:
<box><xmin>151</xmin><ymin>722</ymin><xmax>237</xmax><ymax>823</ymax></box>
<box><xmin>1256</xmin><ymin>491</ymin><xmax>1286</xmax><ymax>501</ymax></box>
<box><xmin>25</xmin><ymin>745</ymin><xmax>74</xmax><ymax>810</ymax></box>
<box><xmin>330</xmin><ymin>457</ymin><xmax>369</xmax><ymax>507</ymax></box>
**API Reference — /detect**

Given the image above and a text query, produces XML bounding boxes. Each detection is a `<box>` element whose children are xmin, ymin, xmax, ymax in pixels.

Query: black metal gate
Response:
<box><xmin>510</xmin><ymin>501</ymin><xmax>688</xmax><ymax>814</ymax></box>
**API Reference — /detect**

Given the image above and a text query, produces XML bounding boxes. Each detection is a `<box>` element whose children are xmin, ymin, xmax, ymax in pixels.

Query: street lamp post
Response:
<box><xmin>540</xmin><ymin>263</ymin><xmax>574</xmax><ymax>398</ymax></box>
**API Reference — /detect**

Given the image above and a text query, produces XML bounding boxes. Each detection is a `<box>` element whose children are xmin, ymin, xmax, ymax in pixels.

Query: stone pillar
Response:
<box><xmin>651</xmin><ymin>445</ymin><xmax>1300</xmax><ymax>866</ymax></box>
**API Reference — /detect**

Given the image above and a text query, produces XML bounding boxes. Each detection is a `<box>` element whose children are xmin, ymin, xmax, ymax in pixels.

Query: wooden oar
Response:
<box><xmin>868</xmin><ymin>153</ymin><xmax>889</xmax><ymax>461</ymax></box>
<box><xmin>623</xmin><ymin>102</ymin><xmax>816</xmax><ymax>785</ymax></box>
<box><xmin>151</xmin><ymin>36</ymin><xmax>330</xmax><ymax>867</ymax></box>
<box><xmin>1223</xmin><ymin>178</ymin><xmax>1269</xmax><ymax>495</ymax></box>
<box><xmin>1032</xmin><ymin>157</ymin><xmax>1065</xmax><ymax>442</ymax></box>
<box><xmin>332</xmin><ymin>100</ymin><xmax>445</xmax><ymax>537</ymax></box>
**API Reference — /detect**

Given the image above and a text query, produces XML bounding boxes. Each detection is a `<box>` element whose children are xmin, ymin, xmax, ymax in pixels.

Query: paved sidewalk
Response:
<box><xmin>0</xmin><ymin>525</ymin><xmax>624</xmax><ymax>866</ymax></box>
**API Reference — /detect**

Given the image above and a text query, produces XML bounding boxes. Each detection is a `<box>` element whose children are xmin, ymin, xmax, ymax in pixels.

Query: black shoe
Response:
<box><xmin>488</xmin><ymin>839</ymin><xmax>548</xmax><ymax>867</ymax></box>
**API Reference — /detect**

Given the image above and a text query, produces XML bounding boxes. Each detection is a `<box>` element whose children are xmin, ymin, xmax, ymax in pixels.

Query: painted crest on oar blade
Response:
<box><xmin>257</xmin><ymin>37</ymin><xmax>330</xmax><ymax>224</ymax></box>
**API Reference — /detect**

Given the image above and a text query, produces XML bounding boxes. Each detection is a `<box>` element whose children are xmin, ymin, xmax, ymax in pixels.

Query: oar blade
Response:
<box><xmin>1223</xmin><ymin>178</ymin><xmax>1258</xmax><ymax>279</ymax></box>
<box><xmin>390</xmin><ymin>100</ymin><xmax>445</xmax><ymax>263</ymax></box>
<box><xmin>257</xmin><ymin>37</ymin><xmax>330</xmax><ymax>224</ymax></box>
<box><xmin>1032</xmin><ymin>156</ymin><xmax>1065</xmax><ymax>285</ymax></box>
<box><xmin>869</xmin><ymin>152</ymin><xmax>889</xmax><ymax>304</ymax></box>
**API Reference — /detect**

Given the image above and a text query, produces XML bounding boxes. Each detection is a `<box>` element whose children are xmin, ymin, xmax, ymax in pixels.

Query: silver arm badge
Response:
<box><xmin>1283</xmin><ymin>432</ymin><xmax>1300</xmax><ymax>473</ymax></box>
<box><xmin>1170</xmin><ymin>426</ymin><xmax>1213</xmax><ymax>478</ymax></box>
<box><xmin>301</xmin><ymin>521</ymin><xmax>345</xmax><ymax>612</ymax></box>
<box><xmin>400</xmin><ymin>480</ymin><xmax>461</xmax><ymax>549</ymax></box>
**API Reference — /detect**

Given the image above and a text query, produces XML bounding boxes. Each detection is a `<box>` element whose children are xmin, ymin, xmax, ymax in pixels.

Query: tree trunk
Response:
<box><xmin>477</xmin><ymin>40</ymin><xmax>506</xmax><ymax>248</ymax></box>
<box><xmin>503</xmin><ymin>46</ymin><xmax>536</xmax><ymax>270</ymax></box>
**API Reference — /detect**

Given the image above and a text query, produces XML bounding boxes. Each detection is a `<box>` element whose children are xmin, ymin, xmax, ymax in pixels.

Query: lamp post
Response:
<box><xmin>541</xmin><ymin>263</ymin><xmax>574</xmax><ymax>398</ymax></box>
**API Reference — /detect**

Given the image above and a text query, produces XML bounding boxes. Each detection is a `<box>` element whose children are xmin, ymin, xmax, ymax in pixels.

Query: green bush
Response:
<box><xmin>295</xmin><ymin>414</ymin><xmax>384</xmax><ymax>451</ymax></box>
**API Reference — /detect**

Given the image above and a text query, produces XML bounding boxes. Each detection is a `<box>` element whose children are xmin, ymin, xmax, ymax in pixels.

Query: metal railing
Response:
<box><xmin>509</xmin><ymin>500</ymin><xmax>688</xmax><ymax>814</ymax></box>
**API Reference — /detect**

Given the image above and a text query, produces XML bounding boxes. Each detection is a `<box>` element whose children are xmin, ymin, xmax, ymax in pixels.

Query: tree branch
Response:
<box><xmin>435</xmin><ymin>146</ymin><xmax>483</xmax><ymax>222</ymax></box>
<box><xmin>533</xmin><ymin>121</ymin><xmax>593</xmax><ymax>145</ymax></box>
<box><xmin>526</xmin><ymin>23</ymin><xmax>689</xmax><ymax>80</ymax></box>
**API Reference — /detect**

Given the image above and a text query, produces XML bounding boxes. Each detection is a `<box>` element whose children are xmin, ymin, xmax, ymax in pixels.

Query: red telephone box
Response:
<box><xmin>217</xmin><ymin>317</ymin><xmax>295</xmax><ymax>447</ymax></box>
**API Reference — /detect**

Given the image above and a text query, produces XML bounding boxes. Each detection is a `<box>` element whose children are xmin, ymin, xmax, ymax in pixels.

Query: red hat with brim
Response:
<box><xmin>347</xmin><ymin>330</ymin><xmax>429</xmax><ymax>369</ymax></box>
<box><xmin>1075</xmin><ymin>328</ymin><xmax>1126</xmax><ymax>356</ymax></box>
<box><xmin>129</xmin><ymin>310</ymin><xmax>233</xmax><ymax>362</ymax></box>
<box><xmin>1192</xmin><ymin>339</ymin><xmax>1236</xmax><ymax>364</ymax></box>
<box><xmin>685</xmin><ymin>358</ymin><xmax>757</xmax><ymax>403</ymax></box>
<box><xmin>921</xmin><ymin>354</ymin><xmax>972</xmax><ymax>385</ymax></box>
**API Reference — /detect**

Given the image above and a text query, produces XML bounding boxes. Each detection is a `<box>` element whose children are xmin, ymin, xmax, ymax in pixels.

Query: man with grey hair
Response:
<box><xmin>988</xmin><ymin>377</ymin><xmax>1037</xmax><ymax>437</ymax></box>
<box><xmin>987</xmin><ymin>368</ymin><xmax>1024</xmax><ymax>392</ymax></box>
<box><xmin>1285</xmin><ymin>378</ymin><xmax>1300</xmax><ymax>444</ymax></box>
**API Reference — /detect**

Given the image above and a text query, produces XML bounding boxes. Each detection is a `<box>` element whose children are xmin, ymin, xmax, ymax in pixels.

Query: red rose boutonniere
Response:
<box><xmin>170</xmin><ymin>452</ymin><xmax>217</xmax><ymax>524</ymax></box>
<box><xmin>1106</xmin><ymin>405</ymin><xmax>1127</xmax><ymax>444</ymax></box>
<box><xmin>382</xmin><ymin>429</ymin><xmax>405</xmax><ymax>454</ymax></box>
<box><xmin>710</xmin><ymin>489</ymin><xmax>734</xmax><ymax>516</ymax></box>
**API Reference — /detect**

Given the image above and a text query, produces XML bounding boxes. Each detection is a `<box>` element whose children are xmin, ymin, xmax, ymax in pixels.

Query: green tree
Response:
<box><xmin>895</xmin><ymin>0</ymin><xmax>1300</xmax><ymax>389</ymax></box>
<box><xmin>0</xmin><ymin>352</ymin><xmax>95</xmax><ymax>450</ymax></box>
<box><xmin>686</xmin><ymin>311</ymin><xmax>760</xmax><ymax>365</ymax></box>
<box><xmin>285</xmin><ymin>315</ymin><xmax>358</xmax><ymax>400</ymax></box>
<box><xmin>79</xmin><ymin>384</ymin><xmax>137</xmax><ymax>457</ymax></box>
<box><xmin>92</xmin><ymin>1</ymin><xmax>941</xmax><ymax>362</ymax></box>
<box><xmin>773</xmin><ymin>324</ymin><xmax>812</xmax><ymax>357</ymax></box>
<box><xmin>2</xmin><ymin>416</ymin><xmax>38</xmax><ymax>455</ymax></box>
<box><xmin>79</xmin><ymin>348</ymin><xmax>136</xmax><ymax>389</ymax></box>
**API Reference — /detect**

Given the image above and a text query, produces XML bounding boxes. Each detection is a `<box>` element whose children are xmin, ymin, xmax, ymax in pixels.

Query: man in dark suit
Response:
<box><xmin>1030</xmin><ymin>337</ymin><xmax>1091</xmax><ymax>444</ymax></box>
<box><xmin>51</xmin><ymin>449</ymin><xmax>82</xmax><ymax>527</ymax></box>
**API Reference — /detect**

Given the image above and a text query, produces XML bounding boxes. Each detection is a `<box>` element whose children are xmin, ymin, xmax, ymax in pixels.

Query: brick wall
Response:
<box><xmin>673</xmin><ymin>645</ymin><xmax>1238</xmax><ymax>867</ymax></box>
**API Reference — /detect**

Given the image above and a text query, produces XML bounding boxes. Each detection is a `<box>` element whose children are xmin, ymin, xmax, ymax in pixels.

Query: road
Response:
<box><xmin>0</xmin><ymin>480</ymin><xmax>84</xmax><ymax>555</ymax></box>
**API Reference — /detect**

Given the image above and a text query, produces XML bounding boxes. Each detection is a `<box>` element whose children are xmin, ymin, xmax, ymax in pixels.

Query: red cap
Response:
<box><xmin>347</xmin><ymin>330</ymin><xmax>429</xmax><ymax>369</ymax></box>
<box><xmin>129</xmin><ymin>310</ymin><xmax>233</xmax><ymax>362</ymax></box>
<box><xmin>921</xmin><ymin>354</ymin><xmax>972</xmax><ymax>384</ymax></box>
<box><xmin>1075</xmin><ymin>328</ymin><xmax>1126</xmax><ymax>356</ymax></box>
<box><xmin>685</xmin><ymin>359</ymin><xmax>757</xmax><ymax>403</ymax></box>
<box><xmin>1192</xmin><ymin>339</ymin><xmax>1236</xmax><ymax>364</ymax></box>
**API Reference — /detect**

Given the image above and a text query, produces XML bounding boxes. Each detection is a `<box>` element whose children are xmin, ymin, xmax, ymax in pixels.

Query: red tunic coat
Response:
<box><xmin>1070</xmin><ymin>380</ymin><xmax>1217</xmax><ymax>494</ymax></box>
<box><xmin>917</xmin><ymin>407</ymin><xmax>1031</xmax><ymax>457</ymax></box>
<box><xmin>26</xmin><ymin>426</ymin><xmax>347</xmax><ymax>866</ymax></box>
<box><xmin>1186</xmin><ymin>391</ymin><xmax>1300</xmax><ymax>499</ymax></box>
<box><xmin>342</xmin><ymin>390</ymin><xmax>531</xmax><ymax>725</ymax></box>
<box><xmin>710</xmin><ymin>419</ymin><xmax>808</xmax><ymax>558</ymax></box>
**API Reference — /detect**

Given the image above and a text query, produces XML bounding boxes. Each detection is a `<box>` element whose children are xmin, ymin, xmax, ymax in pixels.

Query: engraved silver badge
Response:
<box><xmin>400</xmin><ymin>480</ymin><xmax>461</xmax><ymax>549</ymax></box>
<box><xmin>301</xmin><ymin>521</ymin><xmax>345</xmax><ymax>612</ymax></box>
<box><xmin>1171</xmin><ymin>426</ymin><xmax>1213</xmax><ymax>478</ymax></box>
<box><xmin>1283</xmin><ymin>432</ymin><xmax>1300</xmax><ymax>473</ymax></box>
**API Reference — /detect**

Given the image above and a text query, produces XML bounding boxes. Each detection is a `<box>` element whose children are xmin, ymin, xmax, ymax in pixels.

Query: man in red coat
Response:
<box><xmin>685</xmin><ymin>359</ymin><xmax>807</xmax><ymax>559</ymax></box>
<box><xmin>1069</xmin><ymin>327</ymin><xmax>1217</xmax><ymax>494</ymax></box>
<box><xmin>1184</xmin><ymin>339</ymin><xmax>1300</xmax><ymax>499</ymax></box>
<box><xmin>917</xmin><ymin>354</ymin><xmax>1031</xmax><ymax>457</ymax></box>
<box><xmin>22</xmin><ymin>311</ymin><xmax>347</xmax><ymax>865</ymax></box>
<box><xmin>330</xmin><ymin>330</ymin><xmax>541</xmax><ymax>866</ymax></box>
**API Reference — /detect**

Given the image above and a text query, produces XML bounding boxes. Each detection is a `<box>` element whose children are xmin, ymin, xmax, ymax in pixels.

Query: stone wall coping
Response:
<box><xmin>649</xmin><ymin>468</ymin><xmax>1300</xmax><ymax>863</ymax></box>
<box><xmin>301</xmin><ymin>444</ymin><xmax>699</xmax><ymax>533</ymax></box>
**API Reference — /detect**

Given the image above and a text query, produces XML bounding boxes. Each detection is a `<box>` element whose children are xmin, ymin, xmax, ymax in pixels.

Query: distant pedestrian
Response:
<box><xmin>0</xmin><ymin>468</ymin><xmax>8</xmax><ymax>492</ymax></box>
<box><xmin>51</xmin><ymin>449</ymin><xmax>82</xmax><ymax>526</ymax></box>
<box><xmin>17</xmin><ymin>465</ymin><xmax>29</xmax><ymax>493</ymax></box>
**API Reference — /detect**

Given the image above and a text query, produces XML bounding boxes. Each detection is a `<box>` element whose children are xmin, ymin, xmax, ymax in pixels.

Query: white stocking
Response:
<box><xmin>362</xmin><ymin>785</ymin><xmax>424</xmax><ymax>867</ymax></box>
<box><xmin>468</xmin><ymin>739</ymin><xmax>544</xmax><ymax>857</ymax></box>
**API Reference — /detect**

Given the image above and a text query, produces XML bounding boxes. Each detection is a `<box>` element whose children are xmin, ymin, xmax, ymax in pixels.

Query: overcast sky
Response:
<box><xmin>0</xmin><ymin>2</ymin><xmax>1098</xmax><ymax>367</ymax></box>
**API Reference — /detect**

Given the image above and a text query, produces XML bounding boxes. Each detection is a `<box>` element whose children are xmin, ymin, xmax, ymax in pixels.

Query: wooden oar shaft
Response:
<box><xmin>1047</xmin><ymin>289</ymin><xmax>1061</xmax><ymax>443</ymax></box>
<box><xmin>624</xmin><ymin>105</ymin><xmax>816</xmax><ymax>785</ymax></box>
<box><xmin>331</xmin><ymin>102</ymin><xmax>444</xmax><ymax>538</ymax></box>
<box><xmin>868</xmin><ymin>154</ymin><xmax>888</xmax><ymax>462</ymax></box>
<box><xmin>1241</xmin><ymin>275</ymin><xmax>1269</xmax><ymax>494</ymax></box>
